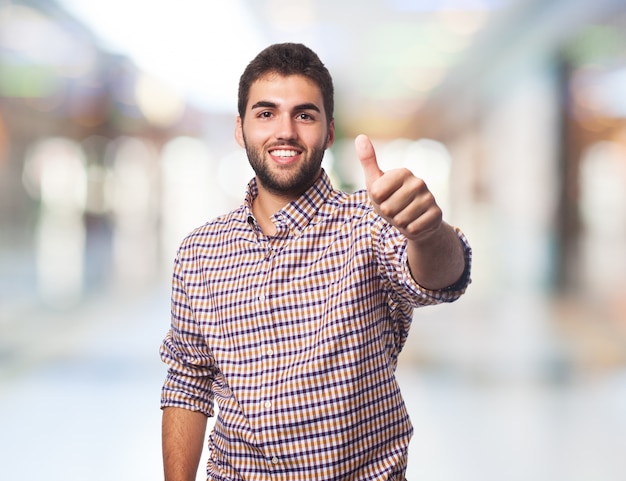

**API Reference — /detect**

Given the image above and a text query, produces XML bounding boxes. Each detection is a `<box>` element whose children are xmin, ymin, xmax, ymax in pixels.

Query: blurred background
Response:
<box><xmin>1</xmin><ymin>0</ymin><xmax>626</xmax><ymax>479</ymax></box>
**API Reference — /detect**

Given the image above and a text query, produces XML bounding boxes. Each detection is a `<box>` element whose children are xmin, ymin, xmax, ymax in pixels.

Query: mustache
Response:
<box><xmin>265</xmin><ymin>141</ymin><xmax>305</xmax><ymax>151</ymax></box>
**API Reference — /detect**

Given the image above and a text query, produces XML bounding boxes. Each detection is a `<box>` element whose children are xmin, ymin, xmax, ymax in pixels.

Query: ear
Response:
<box><xmin>234</xmin><ymin>116</ymin><xmax>245</xmax><ymax>148</ymax></box>
<box><xmin>325</xmin><ymin>119</ymin><xmax>336</xmax><ymax>149</ymax></box>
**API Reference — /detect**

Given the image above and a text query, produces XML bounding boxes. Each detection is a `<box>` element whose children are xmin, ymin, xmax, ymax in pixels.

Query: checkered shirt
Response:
<box><xmin>160</xmin><ymin>170</ymin><xmax>471</xmax><ymax>481</ymax></box>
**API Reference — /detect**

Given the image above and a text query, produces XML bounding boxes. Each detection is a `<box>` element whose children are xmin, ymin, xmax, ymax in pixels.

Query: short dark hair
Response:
<box><xmin>238</xmin><ymin>43</ymin><xmax>334</xmax><ymax>124</ymax></box>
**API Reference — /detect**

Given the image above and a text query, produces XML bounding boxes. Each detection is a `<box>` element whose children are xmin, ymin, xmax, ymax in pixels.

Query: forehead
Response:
<box><xmin>247</xmin><ymin>73</ymin><xmax>324</xmax><ymax>110</ymax></box>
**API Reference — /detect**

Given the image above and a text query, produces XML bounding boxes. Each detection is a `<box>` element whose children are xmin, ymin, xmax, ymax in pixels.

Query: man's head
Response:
<box><xmin>234</xmin><ymin>43</ymin><xmax>335</xmax><ymax>198</ymax></box>
<box><xmin>238</xmin><ymin>43</ymin><xmax>334</xmax><ymax>125</ymax></box>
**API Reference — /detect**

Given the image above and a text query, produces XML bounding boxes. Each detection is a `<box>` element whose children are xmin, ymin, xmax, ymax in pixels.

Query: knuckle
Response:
<box><xmin>394</xmin><ymin>217</ymin><xmax>410</xmax><ymax>230</ymax></box>
<box><xmin>379</xmin><ymin>203</ymin><xmax>395</xmax><ymax>218</ymax></box>
<box><xmin>369</xmin><ymin>188</ymin><xmax>384</xmax><ymax>204</ymax></box>
<box><xmin>408</xmin><ymin>175</ymin><xmax>427</xmax><ymax>192</ymax></box>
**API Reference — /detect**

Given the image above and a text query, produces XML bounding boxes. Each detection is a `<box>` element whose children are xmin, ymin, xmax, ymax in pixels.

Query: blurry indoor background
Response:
<box><xmin>1</xmin><ymin>0</ymin><xmax>626</xmax><ymax>479</ymax></box>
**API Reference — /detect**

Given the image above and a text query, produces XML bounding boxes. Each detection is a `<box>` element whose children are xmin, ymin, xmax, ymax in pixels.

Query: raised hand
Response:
<box><xmin>355</xmin><ymin>134</ymin><xmax>443</xmax><ymax>244</ymax></box>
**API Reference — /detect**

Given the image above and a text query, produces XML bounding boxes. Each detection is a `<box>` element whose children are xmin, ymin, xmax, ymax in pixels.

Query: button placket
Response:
<box><xmin>255</xmin><ymin>279</ymin><xmax>277</xmax><ymax>422</ymax></box>
<box><xmin>253</xmin><ymin>232</ymin><xmax>284</xmax><ymax>459</ymax></box>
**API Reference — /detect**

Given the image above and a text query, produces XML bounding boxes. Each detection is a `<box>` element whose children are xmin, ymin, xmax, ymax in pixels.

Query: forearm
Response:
<box><xmin>407</xmin><ymin>221</ymin><xmax>466</xmax><ymax>290</ymax></box>
<box><xmin>162</xmin><ymin>407</ymin><xmax>208</xmax><ymax>481</ymax></box>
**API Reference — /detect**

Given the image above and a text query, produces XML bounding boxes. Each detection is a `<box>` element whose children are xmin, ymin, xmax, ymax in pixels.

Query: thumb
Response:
<box><xmin>355</xmin><ymin>134</ymin><xmax>383</xmax><ymax>187</ymax></box>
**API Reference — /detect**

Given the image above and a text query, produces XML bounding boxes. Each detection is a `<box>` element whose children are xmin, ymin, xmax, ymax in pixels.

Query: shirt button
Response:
<box><xmin>258</xmin><ymin>294</ymin><xmax>266</xmax><ymax>302</ymax></box>
<box><xmin>271</xmin><ymin>456</ymin><xmax>279</xmax><ymax>465</ymax></box>
<box><xmin>267</xmin><ymin>348</ymin><xmax>274</xmax><ymax>356</ymax></box>
<box><xmin>264</xmin><ymin>401</ymin><xmax>272</xmax><ymax>408</ymax></box>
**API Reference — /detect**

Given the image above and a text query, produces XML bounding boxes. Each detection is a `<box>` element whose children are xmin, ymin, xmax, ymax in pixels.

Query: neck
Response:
<box><xmin>251</xmin><ymin>170</ymin><xmax>323</xmax><ymax>235</ymax></box>
<box><xmin>251</xmin><ymin>185</ymin><xmax>295</xmax><ymax>236</ymax></box>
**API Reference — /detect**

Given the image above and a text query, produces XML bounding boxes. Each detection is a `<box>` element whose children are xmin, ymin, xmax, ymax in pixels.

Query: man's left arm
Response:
<box><xmin>406</xmin><ymin>222</ymin><xmax>465</xmax><ymax>290</ymax></box>
<box><xmin>356</xmin><ymin>134</ymin><xmax>467</xmax><ymax>290</ymax></box>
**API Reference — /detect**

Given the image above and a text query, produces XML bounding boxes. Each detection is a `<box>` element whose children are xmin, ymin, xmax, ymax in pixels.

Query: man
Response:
<box><xmin>160</xmin><ymin>43</ymin><xmax>471</xmax><ymax>481</ymax></box>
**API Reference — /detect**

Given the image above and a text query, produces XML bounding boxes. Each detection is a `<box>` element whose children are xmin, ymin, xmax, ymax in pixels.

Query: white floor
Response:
<box><xmin>2</xmin><ymin>286</ymin><xmax>626</xmax><ymax>481</ymax></box>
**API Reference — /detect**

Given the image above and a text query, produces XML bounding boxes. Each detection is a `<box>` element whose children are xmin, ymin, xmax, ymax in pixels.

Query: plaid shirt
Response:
<box><xmin>160</xmin><ymin>171</ymin><xmax>471</xmax><ymax>481</ymax></box>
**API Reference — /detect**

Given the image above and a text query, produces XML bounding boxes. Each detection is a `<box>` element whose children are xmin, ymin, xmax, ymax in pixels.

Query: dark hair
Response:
<box><xmin>238</xmin><ymin>43</ymin><xmax>334</xmax><ymax>124</ymax></box>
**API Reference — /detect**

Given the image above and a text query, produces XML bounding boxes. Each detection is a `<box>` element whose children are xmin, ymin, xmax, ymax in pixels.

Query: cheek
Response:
<box><xmin>302</xmin><ymin>129</ymin><xmax>330</xmax><ymax>148</ymax></box>
<box><xmin>243</xmin><ymin>125</ymin><xmax>273</xmax><ymax>145</ymax></box>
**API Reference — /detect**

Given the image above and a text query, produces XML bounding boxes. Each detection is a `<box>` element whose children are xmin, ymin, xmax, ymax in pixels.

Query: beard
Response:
<box><xmin>243</xmin><ymin>137</ymin><xmax>327</xmax><ymax>197</ymax></box>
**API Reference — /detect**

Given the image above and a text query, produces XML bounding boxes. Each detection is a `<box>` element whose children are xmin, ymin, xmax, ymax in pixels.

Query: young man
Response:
<box><xmin>160</xmin><ymin>43</ymin><xmax>471</xmax><ymax>481</ymax></box>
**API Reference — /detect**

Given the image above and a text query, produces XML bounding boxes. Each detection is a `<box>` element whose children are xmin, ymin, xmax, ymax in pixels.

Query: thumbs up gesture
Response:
<box><xmin>355</xmin><ymin>134</ymin><xmax>443</xmax><ymax>244</ymax></box>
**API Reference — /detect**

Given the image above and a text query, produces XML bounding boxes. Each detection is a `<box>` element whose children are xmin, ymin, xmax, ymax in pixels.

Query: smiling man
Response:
<box><xmin>160</xmin><ymin>43</ymin><xmax>472</xmax><ymax>481</ymax></box>
<box><xmin>236</xmin><ymin>72</ymin><xmax>334</xmax><ymax>233</ymax></box>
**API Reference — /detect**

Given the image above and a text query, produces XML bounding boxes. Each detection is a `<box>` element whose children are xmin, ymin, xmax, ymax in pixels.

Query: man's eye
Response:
<box><xmin>297</xmin><ymin>113</ymin><xmax>313</xmax><ymax>120</ymax></box>
<box><xmin>258</xmin><ymin>111</ymin><xmax>273</xmax><ymax>118</ymax></box>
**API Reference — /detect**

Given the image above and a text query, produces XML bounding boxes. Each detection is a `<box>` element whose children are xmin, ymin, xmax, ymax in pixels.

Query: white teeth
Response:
<box><xmin>271</xmin><ymin>149</ymin><xmax>298</xmax><ymax>157</ymax></box>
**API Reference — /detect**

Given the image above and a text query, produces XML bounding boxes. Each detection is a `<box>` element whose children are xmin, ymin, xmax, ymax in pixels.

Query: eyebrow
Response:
<box><xmin>250</xmin><ymin>101</ymin><xmax>321</xmax><ymax>113</ymax></box>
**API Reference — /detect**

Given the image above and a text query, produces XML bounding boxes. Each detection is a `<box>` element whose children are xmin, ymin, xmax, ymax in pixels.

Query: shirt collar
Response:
<box><xmin>244</xmin><ymin>170</ymin><xmax>334</xmax><ymax>235</ymax></box>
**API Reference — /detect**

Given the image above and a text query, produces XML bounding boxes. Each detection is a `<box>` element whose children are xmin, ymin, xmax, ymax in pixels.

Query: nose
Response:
<box><xmin>275</xmin><ymin>114</ymin><xmax>297</xmax><ymax>141</ymax></box>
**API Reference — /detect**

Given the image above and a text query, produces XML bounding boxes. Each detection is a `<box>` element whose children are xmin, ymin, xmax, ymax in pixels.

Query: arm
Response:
<box><xmin>162</xmin><ymin>407</ymin><xmax>208</xmax><ymax>481</ymax></box>
<box><xmin>355</xmin><ymin>134</ymin><xmax>466</xmax><ymax>290</ymax></box>
<box><xmin>406</xmin><ymin>221</ymin><xmax>465</xmax><ymax>290</ymax></box>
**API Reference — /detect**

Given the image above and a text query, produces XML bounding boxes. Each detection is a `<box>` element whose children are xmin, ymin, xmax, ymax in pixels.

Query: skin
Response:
<box><xmin>355</xmin><ymin>134</ymin><xmax>465</xmax><ymax>290</ymax></box>
<box><xmin>235</xmin><ymin>73</ymin><xmax>335</xmax><ymax>235</ymax></box>
<box><xmin>162</xmin><ymin>72</ymin><xmax>466</xmax><ymax>480</ymax></box>
<box><xmin>162</xmin><ymin>407</ymin><xmax>207</xmax><ymax>481</ymax></box>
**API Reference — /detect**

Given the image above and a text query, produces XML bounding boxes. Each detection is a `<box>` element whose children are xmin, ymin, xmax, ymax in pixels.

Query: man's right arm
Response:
<box><xmin>162</xmin><ymin>407</ymin><xmax>208</xmax><ymax>481</ymax></box>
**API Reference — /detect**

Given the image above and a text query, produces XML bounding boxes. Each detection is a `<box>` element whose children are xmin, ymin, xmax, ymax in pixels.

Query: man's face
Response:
<box><xmin>235</xmin><ymin>73</ymin><xmax>335</xmax><ymax>198</ymax></box>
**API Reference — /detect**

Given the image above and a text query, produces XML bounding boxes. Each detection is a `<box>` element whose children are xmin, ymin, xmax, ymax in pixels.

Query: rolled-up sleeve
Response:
<box><xmin>401</xmin><ymin>226</ymin><xmax>472</xmax><ymax>303</ymax></box>
<box><xmin>160</xmin><ymin>251</ymin><xmax>215</xmax><ymax>417</ymax></box>
<box><xmin>374</xmin><ymin>216</ymin><xmax>472</xmax><ymax>307</ymax></box>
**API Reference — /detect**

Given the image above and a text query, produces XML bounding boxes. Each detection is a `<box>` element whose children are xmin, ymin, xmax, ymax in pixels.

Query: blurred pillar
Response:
<box><xmin>555</xmin><ymin>57</ymin><xmax>583</xmax><ymax>293</ymax></box>
<box><xmin>106</xmin><ymin>136</ymin><xmax>160</xmax><ymax>293</ymax></box>
<box><xmin>481</xmin><ymin>68</ymin><xmax>560</xmax><ymax>292</ymax></box>
<box><xmin>160</xmin><ymin>136</ymin><xmax>222</xmax><ymax>268</ymax></box>
<box><xmin>23</xmin><ymin>137</ymin><xmax>87</xmax><ymax>308</ymax></box>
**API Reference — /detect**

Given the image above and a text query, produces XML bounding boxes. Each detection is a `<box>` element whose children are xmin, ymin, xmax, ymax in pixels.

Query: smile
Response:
<box><xmin>269</xmin><ymin>149</ymin><xmax>300</xmax><ymax>158</ymax></box>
